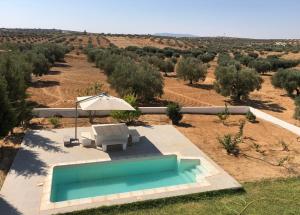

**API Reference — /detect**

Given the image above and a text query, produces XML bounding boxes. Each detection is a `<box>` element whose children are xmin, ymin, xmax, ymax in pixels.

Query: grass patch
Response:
<box><xmin>60</xmin><ymin>177</ymin><xmax>300</xmax><ymax>215</ymax></box>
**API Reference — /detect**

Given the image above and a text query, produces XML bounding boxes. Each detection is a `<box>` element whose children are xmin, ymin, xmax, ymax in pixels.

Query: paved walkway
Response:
<box><xmin>250</xmin><ymin>107</ymin><xmax>300</xmax><ymax>136</ymax></box>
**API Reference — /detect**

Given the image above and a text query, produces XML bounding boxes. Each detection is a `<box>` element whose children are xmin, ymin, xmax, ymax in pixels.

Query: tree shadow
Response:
<box><xmin>107</xmin><ymin>136</ymin><xmax>162</xmax><ymax>160</ymax></box>
<box><xmin>261</xmin><ymin>73</ymin><xmax>273</xmax><ymax>77</ymax></box>
<box><xmin>176</xmin><ymin>122</ymin><xmax>194</xmax><ymax>128</ymax></box>
<box><xmin>139</xmin><ymin>98</ymin><xmax>170</xmax><ymax>107</ymax></box>
<box><xmin>47</xmin><ymin>70</ymin><xmax>61</xmax><ymax>75</ymax></box>
<box><xmin>0</xmin><ymin>196</ymin><xmax>21</xmax><ymax>215</ymax></box>
<box><xmin>131</xmin><ymin>121</ymin><xmax>150</xmax><ymax>126</ymax></box>
<box><xmin>187</xmin><ymin>83</ymin><xmax>214</xmax><ymax>90</ymax></box>
<box><xmin>164</xmin><ymin>73</ymin><xmax>177</xmax><ymax>78</ymax></box>
<box><xmin>23</xmin><ymin>131</ymin><xmax>65</xmax><ymax>153</ymax></box>
<box><xmin>230</xmin><ymin>99</ymin><xmax>286</xmax><ymax>113</ymax></box>
<box><xmin>30</xmin><ymin>80</ymin><xmax>60</xmax><ymax>88</ymax></box>
<box><xmin>27</xmin><ymin>122</ymin><xmax>46</xmax><ymax>130</ymax></box>
<box><xmin>27</xmin><ymin>100</ymin><xmax>49</xmax><ymax>108</ymax></box>
<box><xmin>53</xmin><ymin>62</ymin><xmax>71</xmax><ymax>67</ymax></box>
<box><xmin>9</xmin><ymin>148</ymin><xmax>47</xmax><ymax>177</ymax></box>
<box><xmin>0</xmin><ymin>146</ymin><xmax>19</xmax><ymax>178</ymax></box>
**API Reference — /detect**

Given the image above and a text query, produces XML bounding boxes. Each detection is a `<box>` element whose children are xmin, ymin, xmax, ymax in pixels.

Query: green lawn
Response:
<box><xmin>61</xmin><ymin>177</ymin><xmax>300</xmax><ymax>215</ymax></box>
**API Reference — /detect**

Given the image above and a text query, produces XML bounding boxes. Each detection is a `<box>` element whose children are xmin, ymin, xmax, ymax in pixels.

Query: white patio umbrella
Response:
<box><xmin>71</xmin><ymin>93</ymin><xmax>135</xmax><ymax>143</ymax></box>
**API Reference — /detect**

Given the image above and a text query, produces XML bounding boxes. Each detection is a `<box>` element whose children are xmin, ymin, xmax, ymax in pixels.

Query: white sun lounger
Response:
<box><xmin>92</xmin><ymin>123</ymin><xmax>129</xmax><ymax>151</ymax></box>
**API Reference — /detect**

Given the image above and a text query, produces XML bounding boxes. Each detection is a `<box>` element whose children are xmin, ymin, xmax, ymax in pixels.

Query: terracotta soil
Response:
<box><xmin>27</xmin><ymin>52</ymin><xmax>116</xmax><ymax>108</ymax></box>
<box><xmin>32</xmin><ymin>114</ymin><xmax>300</xmax><ymax>182</ymax></box>
<box><xmin>106</xmin><ymin>36</ymin><xmax>187</xmax><ymax>49</ymax></box>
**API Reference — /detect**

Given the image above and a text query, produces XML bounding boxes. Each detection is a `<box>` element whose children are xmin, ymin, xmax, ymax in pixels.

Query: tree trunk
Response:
<box><xmin>234</xmin><ymin>94</ymin><xmax>241</xmax><ymax>103</ymax></box>
<box><xmin>189</xmin><ymin>79</ymin><xmax>193</xmax><ymax>85</ymax></box>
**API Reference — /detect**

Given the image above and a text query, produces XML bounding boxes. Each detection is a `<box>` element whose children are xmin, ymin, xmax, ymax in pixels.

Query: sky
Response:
<box><xmin>0</xmin><ymin>0</ymin><xmax>300</xmax><ymax>39</ymax></box>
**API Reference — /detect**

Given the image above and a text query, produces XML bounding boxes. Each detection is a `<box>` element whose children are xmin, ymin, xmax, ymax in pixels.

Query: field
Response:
<box><xmin>106</xmin><ymin>35</ymin><xmax>189</xmax><ymax>49</ymax></box>
<box><xmin>27</xmin><ymin>52</ymin><xmax>116</xmax><ymax>108</ymax></box>
<box><xmin>27</xmin><ymin>48</ymin><xmax>300</xmax><ymax>125</ymax></box>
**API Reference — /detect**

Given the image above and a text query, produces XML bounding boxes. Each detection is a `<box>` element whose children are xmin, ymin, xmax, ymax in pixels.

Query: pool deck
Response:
<box><xmin>0</xmin><ymin>125</ymin><xmax>241</xmax><ymax>215</ymax></box>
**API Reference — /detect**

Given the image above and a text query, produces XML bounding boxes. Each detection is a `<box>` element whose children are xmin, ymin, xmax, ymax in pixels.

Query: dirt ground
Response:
<box><xmin>106</xmin><ymin>36</ymin><xmax>187</xmax><ymax>49</ymax></box>
<box><xmin>31</xmin><ymin>114</ymin><xmax>300</xmax><ymax>182</ymax></box>
<box><xmin>27</xmin><ymin>52</ymin><xmax>116</xmax><ymax>108</ymax></box>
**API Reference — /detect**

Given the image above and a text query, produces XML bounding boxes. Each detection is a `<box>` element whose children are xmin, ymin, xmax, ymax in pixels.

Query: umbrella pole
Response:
<box><xmin>75</xmin><ymin>102</ymin><xmax>78</xmax><ymax>140</ymax></box>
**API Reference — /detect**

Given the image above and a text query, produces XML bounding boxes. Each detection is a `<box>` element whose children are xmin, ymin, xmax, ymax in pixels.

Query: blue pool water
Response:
<box><xmin>50</xmin><ymin>155</ymin><xmax>202</xmax><ymax>202</ymax></box>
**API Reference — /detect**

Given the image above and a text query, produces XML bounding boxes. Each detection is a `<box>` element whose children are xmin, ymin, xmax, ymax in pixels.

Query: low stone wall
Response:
<box><xmin>32</xmin><ymin>106</ymin><xmax>250</xmax><ymax>118</ymax></box>
<box><xmin>32</xmin><ymin>106</ymin><xmax>300</xmax><ymax>137</ymax></box>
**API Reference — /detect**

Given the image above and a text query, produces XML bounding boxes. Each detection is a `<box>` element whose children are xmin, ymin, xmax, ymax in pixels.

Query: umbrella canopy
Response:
<box><xmin>77</xmin><ymin>94</ymin><xmax>135</xmax><ymax>111</ymax></box>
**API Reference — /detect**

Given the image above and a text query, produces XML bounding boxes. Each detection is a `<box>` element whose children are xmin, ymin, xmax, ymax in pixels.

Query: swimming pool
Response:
<box><xmin>50</xmin><ymin>155</ymin><xmax>204</xmax><ymax>202</ymax></box>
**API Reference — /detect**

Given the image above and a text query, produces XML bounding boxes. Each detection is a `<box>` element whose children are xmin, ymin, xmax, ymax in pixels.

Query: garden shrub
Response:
<box><xmin>166</xmin><ymin>103</ymin><xmax>183</xmax><ymax>125</ymax></box>
<box><xmin>245</xmin><ymin>111</ymin><xmax>256</xmax><ymax>123</ymax></box>
<box><xmin>218</xmin><ymin>120</ymin><xmax>245</xmax><ymax>156</ymax></box>
<box><xmin>217</xmin><ymin>103</ymin><xmax>230</xmax><ymax>125</ymax></box>
<box><xmin>48</xmin><ymin>116</ymin><xmax>61</xmax><ymax>128</ymax></box>
<box><xmin>111</xmin><ymin>94</ymin><xmax>141</xmax><ymax>124</ymax></box>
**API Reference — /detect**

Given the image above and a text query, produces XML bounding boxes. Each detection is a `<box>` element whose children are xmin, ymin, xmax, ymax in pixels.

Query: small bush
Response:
<box><xmin>218</xmin><ymin>134</ymin><xmax>240</xmax><ymax>156</ymax></box>
<box><xmin>111</xmin><ymin>94</ymin><xmax>141</xmax><ymax>125</ymax></box>
<box><xmin>218</xmin><ymin>120</ymin><xmax>245</xmax><ymax>156</ymax></box>
<box><xmin>279</xmin><ymin>140</ymin><xmax>289</xmax><ymax>152</ymax></box>
<box><xmin>166</xmin><ymin>103</ymin><xmax>183</xmax><ymax>125</ymax></box>
<box><xmin>48</xmin><ymin>117</ymin><xmax>61</xmax><ymax>128</ymax></box>
<box><xmin>217</xmin><ymin>103</ymin><xmax>230</xmax><ymax>125</ymax></box>
<box><xmin>246</xmin><ymin>111</ymin><xmax>256</xmax><ymax>123</ymax></box>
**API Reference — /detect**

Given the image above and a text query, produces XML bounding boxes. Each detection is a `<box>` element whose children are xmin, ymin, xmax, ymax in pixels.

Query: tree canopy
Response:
<box><xmin>272</xmin><ymin>69</ymin><xmax>300</xmax><ymax>96</ymax></box>
<box><xmin>108</xmin><ymin>59</ymin><xmax>164</xmax><ymax>101</ymax></box>
<box><xmin>214</xmin><ymin>65</ymin><xmax>263</xmax><ymax>101</ymax></box>
<box><xmin>249</xmin><ymin>59</ymin><xmax>271</xmax><ymax>74</ymax></box>
<box><xmin>0</xmin><ymin>43</ymin><xmax>69</xmax><ymax>137</ymax></box>
<box><xmin>176</xmin><ymin>57</ymin><xmax>207</xmax><ymax>84</ymax></box>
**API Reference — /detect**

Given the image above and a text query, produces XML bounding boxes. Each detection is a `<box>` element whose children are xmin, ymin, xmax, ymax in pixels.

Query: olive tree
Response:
<box><xmin>272</xmin><ymin>69</ymin><xmax>300</xmax><ymax>96</ymax></box>
<box><xmin>294</xmin><ymin>96</ymin><xmax>300</xmax><ymax>120</ymax></box>
<box><xmin>160</xmin><ymin>59</ymin><xmax>174</xmax><ymax>76</ymax></box>
<box><xmin>26</xmin><ymin>52</ymin><xmax>50</xmax><ymax>76</ymax></box>
<box><xmin>109</xmin><ymin>59</ymin><xmax>164</xmax><ymax>102</ymax></box>
<box><xmin>0</xmin><ymin>75</ymin><xmax>16</xmax><ymax>137</ymax></box>
<box><xmin>249</xmin><ymin>59</ymin><xmax>271</xmax><ymax>74</ymax></box>
<box><xmin>176</xmin><ymin>57</ymin><xmax>207</xmax><ymax>84</ymax></box>
<box><xmin>214</xmin><ymin>65</ymin><xmax>263</xmax><ymax>101</ymax></box>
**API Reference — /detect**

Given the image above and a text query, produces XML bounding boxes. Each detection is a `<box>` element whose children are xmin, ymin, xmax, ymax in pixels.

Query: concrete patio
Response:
<box><xmin>0</xmin><ymin>125</ymin><xmax>241</xmax><ymax>215</ymax></box>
